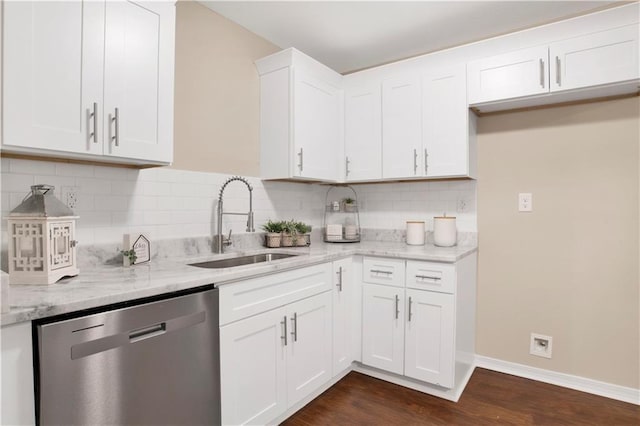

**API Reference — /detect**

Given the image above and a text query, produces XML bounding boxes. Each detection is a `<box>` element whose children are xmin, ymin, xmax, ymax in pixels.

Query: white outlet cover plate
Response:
<box><xmin>519</xmin><ymin>193</ymin><xmax>533</xmax><ymax>212</ymax></box>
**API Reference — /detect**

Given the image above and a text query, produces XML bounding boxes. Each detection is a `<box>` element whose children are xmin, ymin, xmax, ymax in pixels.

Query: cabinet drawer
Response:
<box><xmin>362</xmin><ymin>257</ymin><xmax>405</xmax><ymax>287</ymax></box>
<box><xmin>406</xmin><ymin>261</ymin><xmax>455</xmax><ymax>294</ymax></box>
<box><xmin>219</xmin><ymin>263</ymin><xmax>332</xmax><ymax>325</ymax></box>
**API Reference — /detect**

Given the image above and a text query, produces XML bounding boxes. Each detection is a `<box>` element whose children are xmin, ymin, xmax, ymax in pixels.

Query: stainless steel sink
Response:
<box><xmin>189</xmin><ymin>253</ymin><xmax>299</xmax><ymax>269</ymax></box>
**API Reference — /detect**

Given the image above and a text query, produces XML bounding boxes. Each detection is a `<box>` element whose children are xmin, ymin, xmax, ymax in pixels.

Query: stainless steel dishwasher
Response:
<box><xmin>35</xmin><ymin>286</ymin><xmax>220</xmax><ymax>425</ymax></box>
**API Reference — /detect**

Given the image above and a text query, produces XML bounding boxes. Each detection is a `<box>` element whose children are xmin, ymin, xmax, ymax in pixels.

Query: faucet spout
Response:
<box><xmin>216</xmin><ymin>176</ymin><xmax>255</xmax><ymax>254</ymax></box>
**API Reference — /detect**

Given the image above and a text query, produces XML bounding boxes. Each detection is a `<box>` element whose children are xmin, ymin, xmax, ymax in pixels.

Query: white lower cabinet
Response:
<box><xmin>361</xmin><ymin>257</ymin><xmax>474</xmax><ymax>392</ymax></box>
<box><xmin>220</xmin><ymin>306</ymin><xmax>287</xmax><ymax>425</ymax></box>
<box><xmin>1</xmin><ymin>322</ymin><xmax>36</xmax><ymax>426</ymax></box>
<box><xmin>219</xmin><ymin>265</ymin><xmax>333</xmax><ymax>426</ymax></box>
<box><xmin>362</xmin><ymin>283</ymin><xmax>405</xmax><ymax>375</ymax></box>
<box><xmin>404</xmin><ymin>289</ymin><xmax>455</xmax><ymax>388</ymax></box>
<box><xmin>332</xmin><ymin>257</ymin><xmax>353</xmax><ymax>375</ymax></box>
<box><xmin>286</xmin><ymin>292</ymin><xmax>333</xmax><ymax>407</ymax></box>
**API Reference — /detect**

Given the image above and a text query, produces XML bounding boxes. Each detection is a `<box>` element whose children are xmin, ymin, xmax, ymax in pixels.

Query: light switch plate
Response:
<box><xmin>519</xmin><ymin>193</ymin><xmax>532</xmax><ymax>212</ymax></box>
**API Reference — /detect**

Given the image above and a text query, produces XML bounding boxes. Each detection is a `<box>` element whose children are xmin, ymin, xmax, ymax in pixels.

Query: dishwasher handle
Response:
<box><xmin>129</xmin><ymin>323</ymin><xmax>166</xmax><ymax>343</ymax></box>
<box><xmin>71</xmin><ymin>310</ymin><xmax>205</xmax><ymax>360</ymax></box>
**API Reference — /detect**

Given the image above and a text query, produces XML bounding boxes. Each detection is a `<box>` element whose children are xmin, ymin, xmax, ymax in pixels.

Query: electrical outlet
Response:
<box><xmin>456</xmin><ymin>198</ymin><xmax>467</xmax><ymax>213</ymax></box>
<box><xmin>519</xmin><ymin>193</ymin><xmax>533</xmax><ymax>212</ymax></box>
<box><xmin>62</xmin><ymin>186</ymin><xmax>79</xmax><ymax>210</ymax></box>
<box><xmin>530</xmin><ymin>333</ymin><xmax>552</xmax><ymax>359</ymax></box>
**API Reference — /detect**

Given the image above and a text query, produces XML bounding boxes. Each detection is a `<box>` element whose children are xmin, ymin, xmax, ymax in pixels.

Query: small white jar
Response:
<box><xmin>433</xmin><ymin>216</ymin><xmax>457</xmax><ymax>247</ymax></box>
<box><xmin>406</xmin><ymin>221</ymin><xmax>425</xmax><ymax>245</ymax></box>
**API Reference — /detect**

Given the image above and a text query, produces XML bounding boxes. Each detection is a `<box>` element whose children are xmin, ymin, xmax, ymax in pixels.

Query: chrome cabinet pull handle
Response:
<box><xmin>555</xmin><ymin>56</ymin><xmax>561</xmax><ymax>86</ymax></box>
<box><xmin>370</xmin><ymin>269</ymin><xmax>392</xmax><ymax>275</ymax></box>
<box><xmin>345</xmin><ymin>157</ymin><xmax>350</xmax><ymax>177</ymax></box>
<box><xmin>291</xmin><ymin>312</ymin><xmax>298</xmax><ymax>342</ymax></box>
<box><xmin>415</xmin><ymin>274</ymin><xmax>441</xmax><ymax>281</ymax></box>
<box><xmin>281</xmin><ymin>316</ymin><xmax>288</xmax><ymax>346</ymax></box>
<box><xmin>336</xmin><ymin>266</ymin><xmax>343</xmax><ymax>292</ymax></box>
<box><xmin>539</xmin><ymin>59</ymin><xmax>545</xmax><ymax>88</ymax></box>
<box><xmin>395</xmin><ymin>294</ymin><xmax>399</xmax><ymax>319</ymax></box>
<box><xmin>413</xmin><ymin>149</ymin><xmax>418</xmax><ymax>174</ymax></box>
<box><xmin>89</xmin><ymin>102</ymin><xmax>98</xmax><ymax>143</ymax></box>
<box><xmin>111</xmin><ymin>107</ymin><xmax>120</xmax><ymax>147</ymax></box>
<box><xmin>298</xmin><ymin>148</ymin><xmax>304</xmax><ymax>172</ymax></box>
<box><xmin>424</xmin><ymin>148</ymin><xmax>428</xmax><ymax>174</ymax></box>
<box><xmin>408</xmin><ymin>297</ymin><xmax>413</xmax><ymax>322</ymax></box>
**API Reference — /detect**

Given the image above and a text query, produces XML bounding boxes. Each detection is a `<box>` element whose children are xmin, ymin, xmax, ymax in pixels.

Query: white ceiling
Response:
<box><xmin>199</xmin><ymin>1</ymin><xmax>621</xmax><ymax>73</ymax></box>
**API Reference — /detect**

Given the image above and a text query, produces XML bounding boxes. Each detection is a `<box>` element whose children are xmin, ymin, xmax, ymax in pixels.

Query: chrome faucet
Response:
<box><xmin>216</xmin><ymin>176</ymin><xmax>255</xmax><ymax>253</ymax></box>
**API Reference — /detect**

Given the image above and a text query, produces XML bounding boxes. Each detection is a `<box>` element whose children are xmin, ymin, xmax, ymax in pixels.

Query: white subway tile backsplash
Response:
<box><xmin>55</xmin><ymin>162</ymin><xmax>95</xmax><ymax>178</ymax></box>
<box><xmin>9</xmin><ymin>158</ymin><xmax>56</xmax><ymax>175</ymax></box>
<box><xmin>77</xmin><ymin>177</ymin><xmax>112</xmax><ymax>194</ymax></box>
<box><xmin>0</xmin><ymin>158</ymin><xmax>477</xmax><ymax>247</ymax></box>
<box><xmin>94</xmin><ymin>195</ymin><xmax>129</xmax><ymax>212</ymax></box>
<box><xmin>2</xmin><ymin>173</ymin><xmax>35</xmax><ymax>192</ymax></box>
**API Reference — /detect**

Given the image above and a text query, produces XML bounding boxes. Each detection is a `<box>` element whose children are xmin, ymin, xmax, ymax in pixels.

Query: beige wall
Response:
<box><xmin>476</xmin><ymin>97</ymin><xmax>639</xmax><ymax>388</ymax></box>
<box><xmin>172</xmin><ymin>0</ymin><xmax>279</xmax><ymax>175</ymax></box>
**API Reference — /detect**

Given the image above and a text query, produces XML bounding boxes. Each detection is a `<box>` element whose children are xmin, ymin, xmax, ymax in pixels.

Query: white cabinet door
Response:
<box><xmin>362</xmin><ymin>284</ymin><xmax>405</xmax><ymax>375</ymax></box>
<box><xmin>467</xmin><ymin>45</ymin><xmax>549</xmax><ymax>104</ymax></box>
<box><xmin>220</xmin><ymin>307</ymin><xmax>287</xmax><ymax>426</ymax></box>
<box><xmin>286</xmin><ymin>291</ymin><xmax>333</xmax><ymax>407</ymax></box>
<box><xmin>3</xmin><ymin>0</ymin><xmax>104</xmax><ymax>155</ymax></box>
<box><xmin>332</xmin><ymin>258</ymin><xmax>353</xmax><ymax>376</ymax></box>
<box><xmin>103</xmin><ymin>0</ymin><xmax>174</xmax><ymax>163</ymax></box>
<box><xmin>382</xmin><ymin>76</ymin><xmax>422</xmax><ymax>179</ymax></box>
<box><xmin>1</xmin><ymin>322</ymin><xmax>36</xmax><ymax>426</ymax></box>
<box><xmin>344</xmin><ymin>83</ymin><xmax>382</xmax><ymax>181</ymax></box>
<box><xmin>550</xmin><ymin>24</ymin><xmax>639</xmax><ymax>92</ymax></box>
<box><xmin>422</xmin><ymin>65</ymin><xmax>469</xmax><ymax>177</ymax></box>
<box><xmin>404</xmin><ymin>289</ymin><xmax>455</xmax><ymax>388</ymax></box>
<box><xmin>293</xmin><ymin>71</ymin><xmax>341</xmax><ymax>181</ymax></box>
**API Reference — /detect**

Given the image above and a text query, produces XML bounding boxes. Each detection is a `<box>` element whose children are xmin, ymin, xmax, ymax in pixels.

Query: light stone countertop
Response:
<box><xmin>1</xmin><ymin>241</ymin><xmax>476</xmax><ymax>326</ymax></box>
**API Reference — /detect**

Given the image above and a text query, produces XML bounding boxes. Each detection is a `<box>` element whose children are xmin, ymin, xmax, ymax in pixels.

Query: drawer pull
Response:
<box><xmin>371</xmin><ymin>269</ymin><xmax>393</xmax><ymax>275</ymax></box>
<box><xmin>415</xmin><ymin>274</ymin><xmax>441</xmax><ymax>281</ymax></box>
<box><xmin>336</xmin><ymin>266</ymin><xmax>343</xmax><ymax>292</ymax></box>
<box><xmin>408</xmin><ymin>297</ymin><xmax>413</xmax><ymax>322</ymax></box>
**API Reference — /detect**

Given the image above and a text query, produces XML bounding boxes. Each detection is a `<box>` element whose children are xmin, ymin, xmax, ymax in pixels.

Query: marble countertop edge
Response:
<box><xmin>1</xmin><ymin>242</ymin><xmax>477</xmax><ymax>326</ymax></box>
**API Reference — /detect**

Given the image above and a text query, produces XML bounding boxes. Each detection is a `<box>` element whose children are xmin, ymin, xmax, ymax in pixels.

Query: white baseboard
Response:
<box><xmin>475</xmin><ymin>355</ymin><xmax>640</xmax><ymax>405</ymax></box>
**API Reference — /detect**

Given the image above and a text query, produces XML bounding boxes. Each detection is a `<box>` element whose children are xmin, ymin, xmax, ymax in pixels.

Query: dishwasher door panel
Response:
<box><xmin>37</xmin><ymin>288</ymin><xmax>220</xmax><ymax>426</ymax></box>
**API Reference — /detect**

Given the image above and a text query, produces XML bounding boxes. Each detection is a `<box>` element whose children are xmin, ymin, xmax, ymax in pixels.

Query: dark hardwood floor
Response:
<box><xmin>282</xmin><ymin>369</ymin><xmax>640</xmax><ymax>425</ymax></box>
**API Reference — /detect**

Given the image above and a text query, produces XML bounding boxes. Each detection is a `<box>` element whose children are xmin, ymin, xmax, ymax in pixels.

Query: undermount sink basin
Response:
<box><xmin>189</xmin><ymin>253</ymin><xmax>299</xmax><ymax>269</ymax></box>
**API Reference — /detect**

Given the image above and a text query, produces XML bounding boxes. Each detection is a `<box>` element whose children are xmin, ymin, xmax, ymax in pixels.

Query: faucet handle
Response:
<box><xmin>223</xmin><ymin>229</ymin><xmax>233</xmax><ymax>246</ymax></box>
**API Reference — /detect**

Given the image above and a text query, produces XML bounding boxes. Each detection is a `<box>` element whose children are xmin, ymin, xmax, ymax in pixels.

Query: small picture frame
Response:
<box><xmin>122</xmin><ymin>233</ymin><xmax>151</xmax><ymax>266</ymax></box>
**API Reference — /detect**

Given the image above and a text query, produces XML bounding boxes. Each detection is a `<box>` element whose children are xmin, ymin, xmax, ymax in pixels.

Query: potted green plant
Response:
<box><xmin>261</xmin><ymin>220</ymin><xmax>283</xmax><ymax>248</ymax></box>
<box><xmin>343</xmin><ymin>197</ymin><xmax>357</xmax><ymax>212</ymax></box>
<box><xmin>281</xmin><ymin>220</ymin><xmax>297</xmax><ymax>247</ymax></box>
<box><xmin>294</xmin><ymin>221</ymin><xmax>312</xmax><ymax>246</ymax></box>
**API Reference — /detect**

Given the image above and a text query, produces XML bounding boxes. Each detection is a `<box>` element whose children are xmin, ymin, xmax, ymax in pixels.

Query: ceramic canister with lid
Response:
<box><xmin>406</xmin><ymin>221</ymin><xmax>425</xmax><ymax>245</ymax></box>
<box><xmin>433</xmin><ymin>215</ymin><xmax>457</xmax><ymax>247</ymax></box>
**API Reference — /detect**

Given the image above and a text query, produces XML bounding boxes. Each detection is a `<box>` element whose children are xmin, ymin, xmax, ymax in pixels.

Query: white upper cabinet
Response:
<box><xmin>256</xmin><ymin>48</ymin><xmax>343</xmax><ymax>182</ymax></box>
<box><xmin>550</xmin><ymin>25</ymin><xmax>639</xmax><ymax>92</ymax></box>
<box><xmin>2</xmin><ymin>0</ymin><xmax>175</xmax><ymax>165</ymax></box>
<box><xmin>344</xmin><ymin>82</ymin><xmax>382</xmax><ymax>181</ymax></box>
<box><xmin>3</xmin><ymin>1</ymin><xmax>105</xmax><ymax>156</ymax></box>
<box><xmin>422</xmin><ymin>65</ymin><xmax>476</xmax><ymax>178</ymax></box>
<box><xmin>382</xmin><ymin>75</ymin><xmax>422</xmax><ymax>179</ymax></box>
<box><xmin>467</xmin><ymin>45</ymin><xmax>549</xmax><ymax>104</ymax></box>
<box><xmin>103</xmin><ymin>0</ymin><xmax>175</xmax><ymax>163</ymax></box>
<box><xmin>293</xmin><ymin>71</ymin><xmax>342</xmax><ymax>181</ymax></box>
<box><xmin>468</xmin><ymin>24</ymin><xmax>639</xmax><ymax>110</ymax></box>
